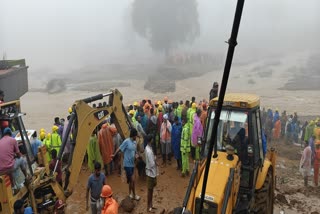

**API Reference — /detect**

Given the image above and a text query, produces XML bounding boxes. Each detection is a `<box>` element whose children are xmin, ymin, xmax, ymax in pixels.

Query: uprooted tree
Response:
<box><xmin>131</xmin><ymin>0</ymin><xmax>200</xmax><ymax>55</ymax></box>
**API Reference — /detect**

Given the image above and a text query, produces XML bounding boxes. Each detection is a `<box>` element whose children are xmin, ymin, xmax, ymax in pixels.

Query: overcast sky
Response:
<box><xmin>1</xmin><ymin>0</ymin><xmax>319</xmax><ymax>71</ymax></box>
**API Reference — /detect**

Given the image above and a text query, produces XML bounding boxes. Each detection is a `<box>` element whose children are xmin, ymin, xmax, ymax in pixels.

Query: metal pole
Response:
<box><xmin>54</xmin><ymin>111</ymin><xmax>76</xmax><ymax>173</ymax></box>
<box><xmin>17</xmin><ymin>116</ymin><xmax>34</xmax><ymax>176</ymax></box>
<box><xmin>199</xmin><ymin>0</ymin><xmax>245</xmax><ymax>213</ymax></box>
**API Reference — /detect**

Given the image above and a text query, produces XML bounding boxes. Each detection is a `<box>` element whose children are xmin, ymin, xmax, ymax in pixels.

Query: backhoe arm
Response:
<box><xmin>55</xmin><ymin>89</ymin><xmax>132</xmax><ymax>197</ymax></box>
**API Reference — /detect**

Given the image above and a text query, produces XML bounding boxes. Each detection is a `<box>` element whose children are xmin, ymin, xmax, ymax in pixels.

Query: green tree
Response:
<box><xmin>131</xmin><ymin>0</ymin><xmax>200</xmax><ymax>55</ymax></box>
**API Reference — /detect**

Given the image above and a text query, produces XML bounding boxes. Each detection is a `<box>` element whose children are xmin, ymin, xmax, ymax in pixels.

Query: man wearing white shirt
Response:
<box><xmin>145</xmin><ymin>135</ymin><xmax>158</xmax><ymax>213</ymax></box>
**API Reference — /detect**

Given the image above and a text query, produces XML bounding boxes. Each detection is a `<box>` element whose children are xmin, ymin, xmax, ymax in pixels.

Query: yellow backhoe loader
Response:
<box><xmin>0</xmin><ymin>89</ymin><xmax>132</xmax><ymax>213</ymax></box>
<box><xmin>177</xmin><ymin>0</ymin><xmax>276</xmax><ymax>213</ymax></box>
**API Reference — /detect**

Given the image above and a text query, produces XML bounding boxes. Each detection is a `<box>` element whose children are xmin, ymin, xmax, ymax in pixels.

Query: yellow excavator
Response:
<box><xmin>0</xmin><ymin>89</ymin><xmax>132</xmax><ymax>213</ymax></box>
<box><xmin>177</xmin><ymin>0</ymin><xmax>276</xmax><ymax>213</ymax></box>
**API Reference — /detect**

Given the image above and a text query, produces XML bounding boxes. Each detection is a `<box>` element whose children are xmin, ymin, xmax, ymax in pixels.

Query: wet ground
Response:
<box><xmin>63</xmin><ymin>140</ymin><xmax>320</xmax><ymax>214</ymax></box>
<box><xmin>65</xmin><ymin>155</ymin><xmax>192</xmax><ymax>214</ymax></box>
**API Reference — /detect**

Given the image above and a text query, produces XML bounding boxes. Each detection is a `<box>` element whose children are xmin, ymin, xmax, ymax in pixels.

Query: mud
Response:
<box><xmin>65</xmin><ymin>159</ymin><xmax>191</xmax><ymax>214</ymax></box>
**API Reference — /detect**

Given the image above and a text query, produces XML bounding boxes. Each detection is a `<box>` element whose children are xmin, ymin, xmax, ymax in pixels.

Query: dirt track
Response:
<box><xmin>65</xmin><ymin>157</ymin><xmax>191</xmax><ymax>214</ymax></box>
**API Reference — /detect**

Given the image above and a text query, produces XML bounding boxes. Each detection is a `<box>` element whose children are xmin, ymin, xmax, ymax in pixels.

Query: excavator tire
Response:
<box><xmin>252</xmin><ymin>168</ymin><xmax>274</xmax><ymax>214</ymax></box>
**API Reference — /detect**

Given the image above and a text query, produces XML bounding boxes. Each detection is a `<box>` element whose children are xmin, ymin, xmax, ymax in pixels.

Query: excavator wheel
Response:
<box><xmin>252</xmin><ymin>168</ymin><xmax>274</xmax><ymax>214</ymax></box>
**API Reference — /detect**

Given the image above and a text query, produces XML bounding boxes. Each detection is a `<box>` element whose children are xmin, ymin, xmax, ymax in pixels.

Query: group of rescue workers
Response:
<box><xmin>84</xmin><ymin>95</ymin><xmax>212</xmax><ymax>213</ymax></box>
<box><xmin>260</xmin><ymin>106</ymin><xmax>320</xmax><ymax>187</ymax></box>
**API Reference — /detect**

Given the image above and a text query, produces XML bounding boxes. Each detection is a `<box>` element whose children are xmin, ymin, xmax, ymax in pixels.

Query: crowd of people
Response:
<box><xmin>261</xmin><ymin>108</ymin><xmax>303</xmax><ymax>144</ymax></box>
<box><xmin>23</xmin><ymin>95</ymin><xmax>211</xmax><ymax>213</ymax></box>
<box><xmin>261</xmin><ymin>107</ymin><xmax>320</xmax><ymax>187</ymax></box>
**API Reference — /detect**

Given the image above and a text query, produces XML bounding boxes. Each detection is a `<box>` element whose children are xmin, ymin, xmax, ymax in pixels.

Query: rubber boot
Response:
<box><xmin>104</xmin><ymin>164</ymin><xmax>109</xmax><ymax>176</ymax></box>
<box><xmin>162</xmin><ymin>154</ymin><xmax>166</xmax><ymax>167</ymax></box>
<box><xmin>176</xmin><ymin>160</ymin><xmax>180</xmax><ymax>170</ymax></box>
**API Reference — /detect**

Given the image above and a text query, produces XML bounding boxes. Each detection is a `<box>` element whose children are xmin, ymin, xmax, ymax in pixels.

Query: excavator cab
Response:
<box><xmin>0</xmin><ymin>101</ymin><xmax>38</xmax><ymax>214</ymax></box>
<box><xmin>182</xmin><ymin>93</ymin><xmax>275</xmax><ymax>214</ymax></box>
<box><xmin>205</xmin><ymin>94</ymin><xmax>265</xmax><ymax>191</ymax></box>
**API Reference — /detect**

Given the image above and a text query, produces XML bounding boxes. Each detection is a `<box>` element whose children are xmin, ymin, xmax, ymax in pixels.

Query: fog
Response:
<box><xmin>1</xmin><ymin>0</ymin><xmax>320</xmax><ymax>72</ymax></box>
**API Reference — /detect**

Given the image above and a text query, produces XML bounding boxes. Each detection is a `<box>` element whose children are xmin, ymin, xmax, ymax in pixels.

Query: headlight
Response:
<box><xmin>195</xmin><ymin>197</ymin><xmax>217</xmax><ymax>214</ymax></box>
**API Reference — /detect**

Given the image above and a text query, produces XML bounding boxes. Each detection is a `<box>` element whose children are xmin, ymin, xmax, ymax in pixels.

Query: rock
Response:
<box><xmin>46</xmin><ymin>78</ymin><xmax>66</xmax><ymax>94</ymax></box>
<box><xmin>275</xmin><ymin>193</ymin><xmax>288</xmax><ymax>205</ymax></box>
<box><xmin>120</xmin><ymin>196</ymin><xmax>135</xmax><ymax>212</ymax></box>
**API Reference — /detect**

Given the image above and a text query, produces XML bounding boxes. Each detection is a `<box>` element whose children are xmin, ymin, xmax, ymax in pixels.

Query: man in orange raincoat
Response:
<box><xmin>273</xmin><ymin>118</ymin><xmax>281</xmax><ymax>142</ymax></box>
<box><xmin>100</xmin><ymin>185</ymin><xmax>119</xmax><ymax>214</ymax></box>
<box><xmin>99</xmin><ymin>124</ymin><xmax>114</xmax><ymax>176</ymax></box>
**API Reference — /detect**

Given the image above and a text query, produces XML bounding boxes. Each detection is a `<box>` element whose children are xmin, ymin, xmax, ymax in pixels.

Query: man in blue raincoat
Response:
<box><xmin>171</xmin><ymin>116</ymin><xmax>182</xmax><ymax>170</ymax></box>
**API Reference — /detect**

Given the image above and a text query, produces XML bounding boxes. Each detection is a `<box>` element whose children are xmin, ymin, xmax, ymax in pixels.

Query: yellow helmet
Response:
<box><xmin>133</xmin><ymin>101</ymin><xmax>139</xmax><ymax>106</ymax></box>
<box><xmin>157</xmin><ymin>101</ymin><xmax>162</xmax><ymax>105</ymax></box>
<box><xmin>52</xmin><ymin>125</ymin><xmax>59</xmax><ymax>132</ymax></box>
<box><xmin>192</xmin><ymin>103</ymin><xmax>197</xmax><ymax>109</ymax></box>
<box><xmin>129</xmin><ymin>110</ymin><xmax>135</xmax><ymax>115</ymax></box>
<box><xmin>46</xmin><ymin>133</ymin><xmax>51</xmax><ymax>139</ymax></box>
<box><xmin>40</xmin><ymin>132</ymin><xmax>46</xmax><ymax>140</ymax></box>
<box><xmin>68</xmin><ymin>107</ymin><xmax>72</xmax><ymax>114</ymax></box>
<box><xmin>40</xmin><ymin>128</ymin><xmax>46</xmax><ymax>133</ymax></box>
<box><xmin>158</xmin><ymin>105</ymin><xmax>163</xmax><ymax>111</ymax></box>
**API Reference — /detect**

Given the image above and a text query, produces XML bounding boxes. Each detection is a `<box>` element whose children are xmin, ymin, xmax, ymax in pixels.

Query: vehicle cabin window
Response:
<box><xmin>250</xmin><ymin>111</ymin><xmax>260</xmax><ymax>164</ymax></box>
<box><xmin>205</xmin><ymin>109</ymin><xmax>248</xmax><ymax>163</ymax></box>
<box><xmin>256</xmin><ymin>110</ymin><xmax>264</xmax><ymax>161</ymax></box>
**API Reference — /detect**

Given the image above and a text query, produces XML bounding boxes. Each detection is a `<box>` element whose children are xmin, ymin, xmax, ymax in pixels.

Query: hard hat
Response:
<box><xmin>129</xmin><ymin>110</ymin><xmax>135</xmax><ymax>115</ymax></box>
<box><xmin>157</xmin><ymin>101</ymin><xmax>162</xmax><ymax>105</ymax></box>
<box><xmin>46</xmin><ymin>133</ymin><xmax>51</xmax><ymax>139</ymax></box>
<box><xmin>164</xmin><ymin>96</ymin><xmax>168</xmax><ymax>102</ymax></box>
<box><xmin>133</xmin><ymin>101</ymin><xmax>139</xmax><ymax>106</ymax></box>
<box><xmin>100</xmin><ymin>185</ymin><xmax>113</xmax><ymax>198</ymax></box>
<box><xmin>40</xmin><ymin>128</ymin><xmax>46</xmax><ymax>133</ymax></box>
<box><xmin>158</xmin><ymin>105</ymin><xmax>163</xmax><ymax>111</ymax></box>
<box><xmin>52</xmin><ymin>125</ymin><xmax>59</xmax><ymax>132</ymax></box>
<box><xmin>40</xmin><ymin>132</ymin><xmax>46</xmax><ymax>139</ymax></box>
<box><xmin>3</xmin><ymin>127</ymin><xmax>12</xmax><ymax>135</ymax></box>
<box><xmin>192</xmin><ymin>103</ymin><xmax>197</xmax><ymax>109</ymax></box>
<box><xmin>68</xmin><ymin>107</ymin><xmax>72</xmax><ymax>114</ymax></box>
